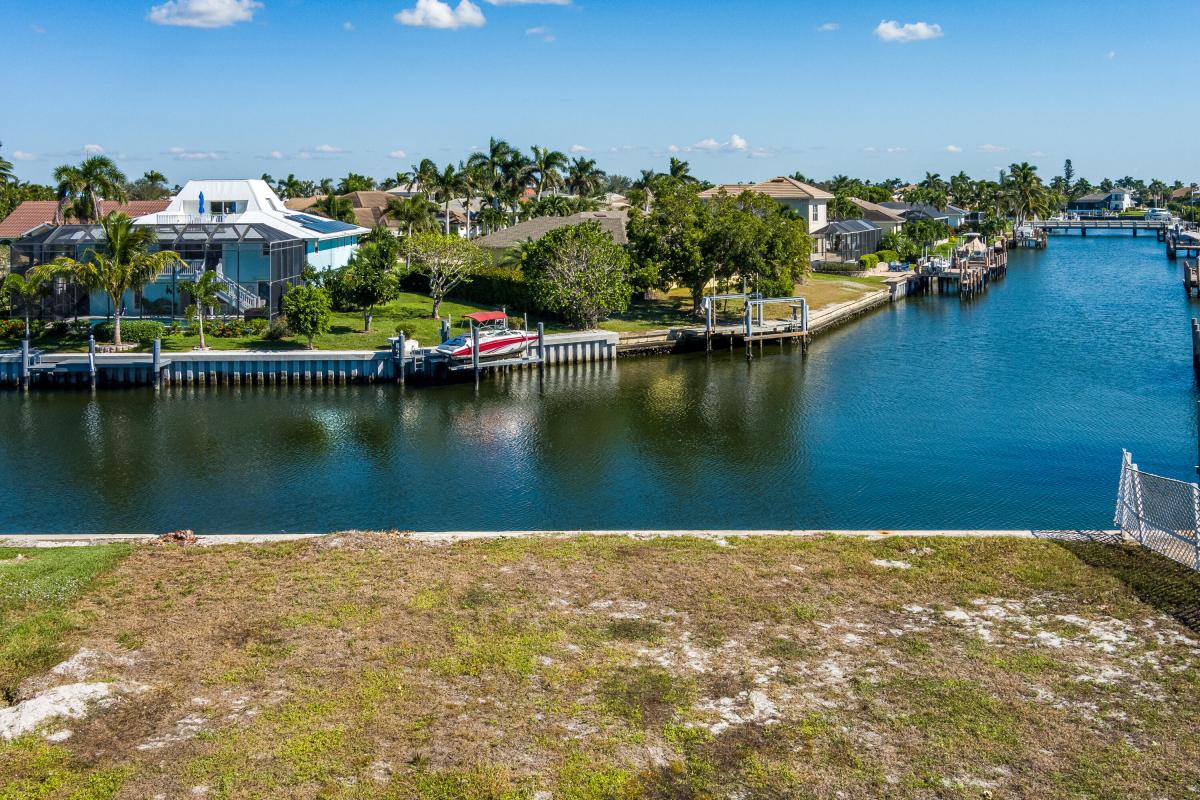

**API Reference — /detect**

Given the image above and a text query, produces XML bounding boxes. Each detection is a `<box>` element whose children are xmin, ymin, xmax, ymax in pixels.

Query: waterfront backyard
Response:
<box><xmin>2</xmin><ymin>533</ymin><xmax>1199</xmax><ymax>798</ymax></box>
<box><xmin>0</xmin><ymin>274</ymin><xmax>885</xmax><ymax>353</ymax></box>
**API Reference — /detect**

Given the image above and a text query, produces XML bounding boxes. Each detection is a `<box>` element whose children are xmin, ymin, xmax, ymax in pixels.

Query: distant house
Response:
<box><xmin>1068</xmin><ymin>188</ymin><xmax>1134</xmax><ymax>214</ymax></box>
<box><xmin>846</xmin><ymin>198</ymin><xmax>905</xmax><ymax>233</ymax></box>
<box><xmin>0</xmin><ymin>199</ymin><xmax>171</xmax><ymax>244</ymax></box>
<box><xmin>699</xmin><ymin>177</ymin><xmax>833</xmax><ymax>239</ymax></box>
<box><xmin>1170</xmin><ymin>185</ymin><xmax>1200</xmax><ymax>203</ymax></box>
<box><xmin>472</xmin><ymin>211</ymin><xmax>628</xmax><ymax>252</ymax></box>
<box><xmin>879</xmin><ymin>202</ymin><xmax>967</xmax><ymax>228</ymax></box>
<box><xmin>811</xmin><ymin>219</ymin><xmax>882</xmax><ymax>263</ymax></box>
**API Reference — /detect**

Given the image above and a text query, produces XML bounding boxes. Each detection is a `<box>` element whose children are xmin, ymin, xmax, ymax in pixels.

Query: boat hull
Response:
<box><xmin>436</xmin><ymin>332</ymin><xmax>540</xmax><ymax>361</ymax></box>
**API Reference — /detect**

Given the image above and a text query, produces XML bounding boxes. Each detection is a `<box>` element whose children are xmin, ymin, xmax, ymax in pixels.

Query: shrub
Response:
<box><xmin>264</xmin><ymin>317</ymin><xmax>290</xmax><ymax>340</ymax></box>
<box><xmin>395</xmin><ymin>322</ymin><xmax>419</xmax><ymax>340</ymax></box>
<box><xmin>209</xmin><ymin>318</ymin><xmax>269</xmax><ymax>338</ymax></box>
<box><xmin>874</xmin><ymin>249</ymin><xmax>900</xmax><ymax>264</ymax></box>
<box><xmin>858</xmin><ymin>253</ymin><xmax>879</xmax><ymax>270</ymax></box>
<box><xmin>94</xmin><ymin>319</ymin><xmax>166</xmax><ymax>344</ymax></box>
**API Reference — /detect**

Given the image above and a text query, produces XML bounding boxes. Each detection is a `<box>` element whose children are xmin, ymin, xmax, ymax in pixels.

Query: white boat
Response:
<box><xmin>435</xmin><ymin>311</ymin><xmax>539</xmax><ymax>361</ymax></box>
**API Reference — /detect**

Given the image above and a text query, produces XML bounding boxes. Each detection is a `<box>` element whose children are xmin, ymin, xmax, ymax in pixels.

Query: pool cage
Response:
<box><xmin>9</xmin><ymin>222</ymin><xmax>309</xmax><ymax>321</ymax></box>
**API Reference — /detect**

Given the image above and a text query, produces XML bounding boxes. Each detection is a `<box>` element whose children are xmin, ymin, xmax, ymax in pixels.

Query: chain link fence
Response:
<box><xmin>1115</xmin><ymin>450</ymin><xmax>1200</xmax><ymax>570</ymax></box>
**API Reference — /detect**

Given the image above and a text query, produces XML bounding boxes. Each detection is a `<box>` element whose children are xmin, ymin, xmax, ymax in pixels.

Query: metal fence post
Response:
<box><xmin>1192</xmin><ymin>481</ymin><xmax>1200</xmax><ymax>571</ymax></box>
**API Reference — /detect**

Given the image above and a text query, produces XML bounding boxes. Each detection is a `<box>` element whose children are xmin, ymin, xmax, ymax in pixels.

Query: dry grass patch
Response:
<box><xmin>1</xmin><ymin>534</ymin><xmax>1200</xmax><ymax>798</ymax></box>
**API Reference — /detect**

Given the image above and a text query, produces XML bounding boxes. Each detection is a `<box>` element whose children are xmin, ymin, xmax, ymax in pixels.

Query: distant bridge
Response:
<box><xmin>1031</xmin><ymin>218</ymin><xmax>1167</xmax><ymax>234</ymax></box>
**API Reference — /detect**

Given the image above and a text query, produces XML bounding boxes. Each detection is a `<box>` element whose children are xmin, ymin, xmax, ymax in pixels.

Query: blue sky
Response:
<box><xmin>3</xmin><ymin>0</ymin><xmax>1198</xmax><ymax>186</ymax></box>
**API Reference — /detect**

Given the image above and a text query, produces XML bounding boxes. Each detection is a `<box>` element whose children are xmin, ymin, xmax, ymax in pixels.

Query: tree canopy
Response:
<box><xmin>521</xmin><ymin>221</ymin><xmax>632</xmax><ymax>329</ymax></box>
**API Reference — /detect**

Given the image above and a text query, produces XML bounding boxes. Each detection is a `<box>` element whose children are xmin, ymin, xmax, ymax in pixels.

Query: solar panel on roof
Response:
<box><xmin>285</xmin><ymin>214</ymin><xmax>359</xmax><ymax>234</ymax></box>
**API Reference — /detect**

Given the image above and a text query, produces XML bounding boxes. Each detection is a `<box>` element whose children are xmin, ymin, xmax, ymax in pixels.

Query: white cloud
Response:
<box><xmin>525</xmin><ymin>25</ymin><xmax>554</xmax><ymax>41</ymax></box>
<box><xmin>83</xmin><ymin>144</ymin><xmax>105</xmax><ymax>155</ymax></box>
<box><xmin>748</xmin><ymin>148</ymin><xmax>772</xmax><ymax>160</ymax></box>
<box><xmin>1029</xmin><ymin>150</ymin><xmax>1045</xmax><ymax>157</ymax></box>
<box><xmin>267</xmin><ymin>150</ymin><xmax>284</xmax><ymax>160</ymax></box>
<box><xmin>569</xmin><ymin>144</ymin><xmax>590</xmax><ymax>154</ymax></box>
<box><xmin>944</xmin><ymin>144</ymin><xmax>962</xmax><ymax>153</ymax></box>
<box><xmin>395</xmin><ymin>0</ymin><xmax>485</xmax><ymax>29</ymax></box>
<box><xmin>484</xmin><ymin>0</ymin><xmax>569</xmax><ymax>4</ymax></box>
<box><xmin>693</xmin><ymin>138</ymin><xmax>720</xmax><ymax>152</ymax></box>
<box><xmin>724</xmin><ymin>134</ymin><xmax>748</xmax><ymax>152</ymax></box>
<box><xmin>313</xmin><ymin>144</ymin><xmax>342</xmax><ymax>154</ymax></box>
<box><xmin>886</xmin><ymin>146</ymin><xmax>906</xmax><ymax>153</ymax></box>
<box><xmin>1106</xmin><ymin>50</ymin><xmax>1116</xmax><ymax>60</ymax></box>
<box><xmin>874</xmin><ymin>19</ymin><xmax>943</xmax><ymax>43</ymax></box>
<box><xmin>343</xmin><ymin>21</ymin><xmax>354</xmax><ymax>31</ymax></box>
<box><xmin>147</xmin><ymin>0</ymin><xmax>262</xmax><ymax>28</ymax></box>
<box><xmin>388</xmin><ymin>149</ymin><xmax>407</xmax><ymax>159</ymax></box>
<box><xmin>30</xmin><ymin>24</ymin><xmax>46</xmax><ymax>34</ymax></box>
<box><xmin>667</xmin><ymin>144</ymin><xmax>680</xmax><ymax>154</ymax></box>
<box><xmin>978</xmin><ymin>143</ymin><xmax>1008</xmax><ymax>153</ymax></box>
<box><xmin>687</xmin><ymin>135</ymin><xmax>747</xmax><ymax>154</ymax></box>
<box><xmin>167</xmin><ymin>147</ymin><xmax>222</xmax><ymax>160</ymax></box>
<box><xmin>816</xmin><ymin>22</ymin><xmax>839</xmax><ymax>32</ymax></box>
<box><xmin>12</xmin><ymin>150</ymin><xmax>37</xmax><ymax>161</ymax></box>
<box><xmin>862</xmin><ymin>146</ymin><xmax>877</xmax><ymax>153</ymax></box>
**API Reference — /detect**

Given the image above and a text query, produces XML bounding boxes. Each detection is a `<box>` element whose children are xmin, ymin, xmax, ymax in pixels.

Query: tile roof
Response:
<box><xmin>848</xmin><ymin>197</ymin><xmax>905</xmax><ymax>223</ymax></box>
<box><xmin>0</xmin><ymin>199</ymin><xmax>171</xmax><ymax>240</ymax></box>
<box><xmin>473</xmin><ymin>212</ymin><xmax>628</xmax><ymax>250</ymax></box>
<box><xmin>700</xmin><ymin>176</ymin><xmax>834</xmax><ymax>201</ymax></box>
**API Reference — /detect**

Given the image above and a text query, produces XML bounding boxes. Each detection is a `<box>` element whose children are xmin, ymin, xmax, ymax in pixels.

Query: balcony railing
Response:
<box><xmin>151</xmin><ymin>213</ymin><xmax>231</xmax><ymax>225</ymax></box>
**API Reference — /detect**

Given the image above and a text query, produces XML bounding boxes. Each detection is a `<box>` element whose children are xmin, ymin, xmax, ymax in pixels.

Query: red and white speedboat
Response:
<box><xmin>435</xmin><ymin>311</ymin><xmax>539</xmax><ymax>361</ymax></box>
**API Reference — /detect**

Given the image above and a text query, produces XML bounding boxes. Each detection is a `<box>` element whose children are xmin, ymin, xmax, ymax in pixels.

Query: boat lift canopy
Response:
<box><xmin>464</xmin><ymin>311</ymin><xmax>508</xmax><ymax>324</ymax></box>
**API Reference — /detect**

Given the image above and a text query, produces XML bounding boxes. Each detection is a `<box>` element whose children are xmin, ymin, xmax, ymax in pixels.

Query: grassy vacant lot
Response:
<box><xmin>3</xmin><ymin>533</ymin><xmax>1200</xmax><ymax>799</ymax></box>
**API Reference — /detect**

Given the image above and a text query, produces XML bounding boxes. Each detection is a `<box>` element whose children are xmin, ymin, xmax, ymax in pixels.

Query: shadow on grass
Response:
<box><xmin>1036</xmin><ymin>530</ymin><xmax>1200</xmax><ymax>633</ymax></box>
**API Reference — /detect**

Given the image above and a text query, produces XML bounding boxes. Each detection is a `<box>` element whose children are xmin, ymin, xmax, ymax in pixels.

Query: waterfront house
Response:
<box><xmin>10</xmin><ymin>179</ymin><xmax>368</xmax><ymax>320</ymax></box>
<box><xmin>473</xmin><ymin>211</ymin><xmax>628</xmax><ymax>252</ymax></box>
<box><xmin>847</xmin><ymin>198</ymin><xmax>906</xmax><ymax>233</ymax></box>
<box><xmin>811</xmin><ymin>219</ymin><xmax>882</xmax><ymax>263</ymax></box>
<box><xmin>1068</xmin><ymin>188</ymin><xmax>1134</xmax><ymax>214</ymax></box>
<box><xmin>879</xmin><ymin>202</ymin><xmax>967</xmax><ymax>228</ymax></box>
<box><xmin>699</xmin><ymin>177</ymin><xmax>833</xmax><ymax>242</ymax></box>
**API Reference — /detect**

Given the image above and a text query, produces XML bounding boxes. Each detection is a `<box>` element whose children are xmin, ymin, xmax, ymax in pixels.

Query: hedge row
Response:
<box><xmin>94</xmin><ymin>319</ymin><xmax>165</xmax><ymax>344</ymax></box>
<box><xmin>858</xmin><ymin>254</ymin><xmax>879</xmax><ymax>270</ymax></box>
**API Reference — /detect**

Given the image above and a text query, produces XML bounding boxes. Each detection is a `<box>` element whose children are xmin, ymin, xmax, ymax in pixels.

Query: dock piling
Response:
<box><xmin>87</xmin><ymin>336</ymin><xmax>96</xmax><ymax>390</ymax></box>
<box><xmin>19</xmin><ymin>339</ymin><xmax>29</xmax><ymax>390</ymax></box>
<box><xmin>152</xmin><ymin>338</ymin><xmax>162</xmax><ymax>388</ymax></box>
<box><xmin>471</xmin><ymin>322</ymin><xmax>480</xmax><ymax>385</ymax></box>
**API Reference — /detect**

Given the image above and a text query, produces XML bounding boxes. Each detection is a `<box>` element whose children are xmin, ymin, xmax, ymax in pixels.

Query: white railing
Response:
<box><xmin>1115</xmin><ymin>450</ymin><xmax>1200</xmax><ymax>570</ymax></box>
<box><xmin>151</xmin><ymin>213</ymin><xmax>230</xmax><ymax>225</ymax></box>
<box><xmin>215</xmin><ymin>274</ymin><xmax>265</xmax><ymax>310</ymax></box>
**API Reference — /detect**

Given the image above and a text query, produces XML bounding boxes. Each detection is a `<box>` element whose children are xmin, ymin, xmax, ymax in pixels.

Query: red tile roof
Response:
<box><xmin>0</xmin><ymin>199</ymin><xmax>172</xmax><ymax>240</ymax></box>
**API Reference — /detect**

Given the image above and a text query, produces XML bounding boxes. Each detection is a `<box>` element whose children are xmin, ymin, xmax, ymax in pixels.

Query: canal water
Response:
<box><xmin>1</xmin><ymin>234</ymin><xmax>1196</xmax><ymax>534</ymax></box>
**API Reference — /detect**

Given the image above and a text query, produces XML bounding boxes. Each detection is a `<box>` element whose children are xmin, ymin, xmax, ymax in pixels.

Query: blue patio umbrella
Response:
<box><xmin>198</xmin><ymin>191</ymin><xmax>205</xmax><ymax>216</ymax></box>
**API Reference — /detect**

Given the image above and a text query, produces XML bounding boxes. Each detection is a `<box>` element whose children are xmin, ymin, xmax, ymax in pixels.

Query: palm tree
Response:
<box><xmin>405</xmin><ymin>159</ymin><xmax>440</xmax><ymax>193</ymax></box>
<box><xmin>920</xmin><ymin>172</ymin><xmax>948</xmax><ymax>194</ymax></box>
<box><xmin>0</xmin><ymin>143</ymin><xmax>14</xmax><ymax>186</ymax></box>
<box><xmin>384</xmin><ymin>193</ymin><xmax>440</xmax><ymax>269</ymax></box>
<box><xmin>429</xmin><ymin>163</ymin><xmax>464</xmax><ymax>235</ymax></box>
<box><xmin>531</xmin><ymin>145</ymin><xmax>568</xmax><ymax>200</ymax></box>
<box><xmin>1148</xmin><ymin>179</ymin><xmax>1168</xmax><ymax>208</ymax></box>
<box><xmin>466</xmin><ymin>137</ymin><xmax>515</xmax><ymax>204</ymax></box>
<box><xmin>566</xmin><ymin>157</ymin><xmax>605</xmax><ymax>198</ymax></box>
<box><xmin>49</xmin><ymin>213</ymin><xmax>183</xmax><ymax>346</ymax></box>
<box><xmin>1004</xmin><ymin>162</ymin><xmax>1051</xmax><ymax>230</ymax></box>
<box><xmin>949</xmin><ymin>171</ymin><xmax>974</xmax><ymax>208</ymax></box>
<box><xmin>500</xmin><ymin>152</ymin><xmax>533</xmax><ymax>222</ymax></box>
<box><xmin>3</xmin><ymin>267</ymin><xmax>54</xmax><ymax>339</ymax></box>
<box><xmin>179</xmin><ymin>269</ymin><xmax>222</xmax><ymax>350</ymax></box>
<box><xmin>52</xmin><ymin>164</ymin><xmax>85</xmax><ymax>225</ymax></box>
<box><xmin>477</xmin><ymin>206</ymin><xmax>507</xmax><ymax>235</ymax></box>
<box><xmin>52</xmin><ymin>155</ymin><xmax>127</xmax><ymax>224</ymax></box>
<box><xmin>668</xmin><ymin>158</ymin><xmax>697</xmax><ymax>184</ymax></box>
<box><xmin>275</xmin><ymin>174</ymin><xmax>308</xmax><ymax>200</ymax></box>
<box><xmin>312</xmin><ymin>193</ymin><xmax>356</xmax><ymax>223</ymax></box>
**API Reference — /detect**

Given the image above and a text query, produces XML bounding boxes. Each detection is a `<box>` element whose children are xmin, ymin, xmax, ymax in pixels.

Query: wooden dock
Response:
<box><xmin>1034</xmin><ymin>219</ymin><xmax>1167</xmax><ymax>235</ymax></box>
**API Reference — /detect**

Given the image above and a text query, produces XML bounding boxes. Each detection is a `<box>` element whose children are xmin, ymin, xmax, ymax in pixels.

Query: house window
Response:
<box><xmin>209</xmin><ymin>200</ymin><xmax>237</xmax><ymax>215</ymax></box>
<box><xmin>811</xmin><ymin>204</ymin><xmax>819</xmax><ymax>222</ymax></box>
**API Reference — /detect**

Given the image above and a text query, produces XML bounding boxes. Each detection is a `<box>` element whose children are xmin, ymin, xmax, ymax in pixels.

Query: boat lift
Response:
<box><xmin>700</xmin><ymin>291</ymin><xmax>809</xmax><ymax>355</ymax></box>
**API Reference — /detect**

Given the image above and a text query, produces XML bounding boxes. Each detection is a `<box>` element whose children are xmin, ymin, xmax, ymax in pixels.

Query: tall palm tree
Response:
<box><xmin>179</xmin><ymin>269</ymin><xmax>222</xmax><ymax>350</ymax></box>
<box><xmin>566</xmin><ymin>157</ymin><xmax>605</xmax><ymax>198</ymax></box>
<box><xmin>920</xmin><ymin>172</ymin><xmax>948</xmax><ymax>194</ymax></box>
<box><xmin>531</xmin><ymin>145</ymin><xmax>568</xmax><ymax>200</ymax></box>
<box><xmin>668</xmin><ymin>157</ymin><xmax>697</xmax><ymax>184</ymax></box>
<box><xmin>52</xmin><ymin>156</ymin><xmax>127</xmax><ymax>224</ymax></box>
<box><xmin>1004</xmin><ymin>162</ymin><xmax>1051</xmax><ymax>230</ymax></box>
<box><xmin>312</xmin><ymin>193</ymin><xmax>356</xmax><ymax>223</ymax></box>
<box><xmin>500</xmin><ymin>152</ymin><xmax>534</xmax><ymax>222</ymax></box>
<box><xmin>3</xmin><ymin>267</ymin><xmax>54</xmax><ymax>339</ymax></box>
<box><xmin>466</xmin><ymin>137</ymin><xmax>515</xmax><ymax>207</ymax></box>
<box><xmin>429</xmin><ymin>163</ymin><xmax>464</xmax><ymax>235</ymax></box>
<box><xmin>405</xmin><ymin>159</ymin><xmax>440</xmax><ymax>193</ymax></box>
<box><xmin>49</xmin><ymin>213</ymin><xmax>183</xmax><ymax>346</ymax></box>
<box><xmin>384</xmin><ymin>193</ymin><xmax>440</xmax><ymax>269</ymax></box>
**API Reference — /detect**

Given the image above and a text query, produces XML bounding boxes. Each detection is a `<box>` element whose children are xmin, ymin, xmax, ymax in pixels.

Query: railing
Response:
<box><xmin>1115</xmin><ymin>450</ymin><xmax>1200</xmax><ymax>570</ymax></box>
<box><xmin>215</xmin><ymin>274</ymin><xmax>265</xmax><ymax>310</ymax></box>
<box><xmin>151</xmin><ymin>213</ymin><xmax>230</xmax><ymax>225</ymax></box>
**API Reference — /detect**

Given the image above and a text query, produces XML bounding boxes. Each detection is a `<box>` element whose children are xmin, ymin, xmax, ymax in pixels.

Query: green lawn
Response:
<box><xmin>0</xmin><ymin>545</ymin><xmax>131</xmax><ymax>699</ymax></box>
<box><xmin>2</xmin><ymin>272</ymin><xmax>891</xmax><ymax>353</ymax></box>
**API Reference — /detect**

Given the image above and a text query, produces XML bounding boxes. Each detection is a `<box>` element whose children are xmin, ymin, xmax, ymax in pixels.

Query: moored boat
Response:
<box><xmin>435</xmin><ymin>311</ymin><xmax>539</xmax><ymax>361</ymax></box>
